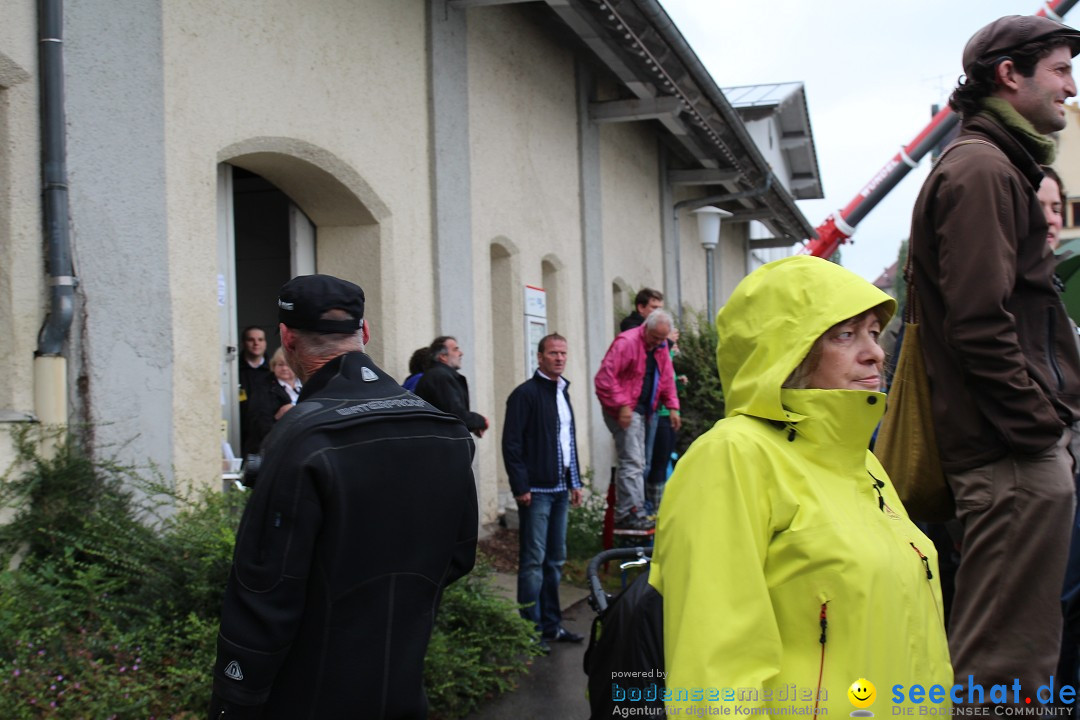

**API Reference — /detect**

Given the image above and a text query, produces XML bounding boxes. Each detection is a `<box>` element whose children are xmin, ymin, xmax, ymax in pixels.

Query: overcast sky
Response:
<box><xmin>658</xmin><ymin>0</ymin><xmax>1070</xmax><ymax>282</ymax></box>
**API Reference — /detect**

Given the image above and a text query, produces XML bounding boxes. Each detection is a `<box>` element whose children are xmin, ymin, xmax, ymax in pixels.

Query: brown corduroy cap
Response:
<box><xmin>963</xmin><ymin>14</ymin><xmax>1080</xmax><ymax>75</ymax></box>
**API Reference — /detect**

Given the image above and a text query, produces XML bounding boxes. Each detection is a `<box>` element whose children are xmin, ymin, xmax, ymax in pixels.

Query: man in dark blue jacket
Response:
<box><xmin>502</xmin><ymin>333</ymin><xmax>584</xmax><ymax>651</ymax></box>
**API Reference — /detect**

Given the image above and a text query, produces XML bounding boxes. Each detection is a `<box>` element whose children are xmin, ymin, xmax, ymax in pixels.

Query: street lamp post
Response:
<box><xmin>692</xmin><ymin>206</ymin><xmax>733</xmax><ymax>319</ymax></box>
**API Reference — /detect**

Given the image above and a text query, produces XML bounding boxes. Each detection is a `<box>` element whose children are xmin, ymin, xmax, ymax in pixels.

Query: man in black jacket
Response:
<box><xmin>502</xmin><ymin>333</ymin><xmax>584</xmax><ymax>651</ymax></box>
<box><xmin>209</xmin><ymin>275</ymin><xmax>478</xmax><ymax>719</ymax></box>
<box><xmin>415</xmin><ymin>335</ymin><xmax>488</xmax><ymax>437</ymax></box>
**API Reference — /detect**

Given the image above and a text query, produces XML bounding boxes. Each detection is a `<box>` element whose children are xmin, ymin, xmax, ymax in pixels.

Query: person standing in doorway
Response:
<box><xmin>237</xmin><ymin>326</ymin><xmax>269</xmax><ymax>455</ymax></box>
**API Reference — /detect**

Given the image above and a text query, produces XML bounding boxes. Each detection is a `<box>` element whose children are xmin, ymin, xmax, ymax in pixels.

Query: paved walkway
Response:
<box><xmin>464</xmin><ymin>571</ymin><xmax>594</xmax><ymax>720</ymax></box>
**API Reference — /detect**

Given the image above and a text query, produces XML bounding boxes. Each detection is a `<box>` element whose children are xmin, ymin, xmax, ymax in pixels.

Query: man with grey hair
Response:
<box><xmin>416</xmin><ymin>335</ymin><xmax>488</xmax><ymax>437</ymax></box>
<box><xmin>595</xmin><ymin>309</ymin><xmax>681</xmax><ymax>530</ymax></box>
<box><xmin>210</xmin><ymin>274</ymin><xmax>478</xmax><ymax>719</ymax></box>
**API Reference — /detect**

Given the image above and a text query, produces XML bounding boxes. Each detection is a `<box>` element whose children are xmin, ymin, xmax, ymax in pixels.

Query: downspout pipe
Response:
<box><xmin>35</xmin><ymin>0</ymin><xmax>75</xmax><ymax>430</ymax></box>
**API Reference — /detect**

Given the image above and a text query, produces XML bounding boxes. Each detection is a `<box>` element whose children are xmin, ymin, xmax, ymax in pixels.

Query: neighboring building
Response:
<box><xmin>873</xmin><ymin>261</ymin><xmax>900</xmax><ymax>297</ymax></box>
<box><xmin>1055</xmin><ymin>102</ymin><xmax>1080</xmax><ymax>244</ymax></box>
<box><xmin>724</xmin><ymin>82</ymin><xmax>823</xmax><ymax>272</ymax></box>
<box><xmin>1</xmin><ymin>0</ymin><xmax>820</xmax><ymax>524</ymax></box>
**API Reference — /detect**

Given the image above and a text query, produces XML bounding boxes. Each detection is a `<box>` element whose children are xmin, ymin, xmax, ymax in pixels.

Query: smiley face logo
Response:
<box><xmin>848</xmin><ymin>678</ymin><xmax>876</xmax><ymax>709</ymax></box>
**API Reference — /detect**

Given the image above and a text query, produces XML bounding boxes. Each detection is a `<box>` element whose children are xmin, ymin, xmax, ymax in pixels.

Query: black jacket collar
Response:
<box><xmin>298</xmin><ymin>352</ymin><xmax>396</xmax><ymax>401</ymax></box>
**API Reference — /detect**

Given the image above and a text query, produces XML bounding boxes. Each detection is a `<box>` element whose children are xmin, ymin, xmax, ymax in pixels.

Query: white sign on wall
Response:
<box><xmin>524</xmin><ymin>286</ymin><xmax>547</xmax><ymax>378</ymax></box>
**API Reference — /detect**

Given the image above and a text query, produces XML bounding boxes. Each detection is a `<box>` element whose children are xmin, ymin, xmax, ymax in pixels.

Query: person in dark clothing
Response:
<box><xmin>209</xmin><ymin>275</ymin><xmax>478</xmax><ymax>720</ymax></box>
<box><xmin>402</xmin><ymin>346</ymin><xmax>430</xmax><ymax>393</ymax></box>
<box><xmin>619</xmin><ymin>288</ymin><xmax>664</xmax><ymax>332</ymax></box>
<box><xmin>415</xmin><ymin>336</ymin><xmax>488</xmax><ymax>437</ymax></box>
<box><xmin>237</xmin><ymin>326</ymin><xmax>270</xmax><ymax>452</ymax></box>
<box><xmin>502</xmin><ymin>333</ymin><xmax>585</xmax><ymax>651</ymax></box>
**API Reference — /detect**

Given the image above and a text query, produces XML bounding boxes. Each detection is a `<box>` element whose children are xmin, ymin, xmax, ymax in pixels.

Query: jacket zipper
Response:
<box><xmin>910</xmin><ymin>541</ymin><xmax>943</xmax><ymax>619</ymax></box>
<box><xmin>909</xmin><ymin>542</ymin><xmax>932</xmax><ymax>579</ymax></box>
<box><xmin>814</xmin><ymin>602</ymin><xmax>828</xmax><ymax>715</ymax></box>
<box><xmin>1048</xmin><ymin>306</ymin><xmax>1066</xmax><ymax>391</ymax></box>
<box><xmin>868</xmin><ymin>471</ymin><xmax>885</xmax><ymax>512</ymax></box>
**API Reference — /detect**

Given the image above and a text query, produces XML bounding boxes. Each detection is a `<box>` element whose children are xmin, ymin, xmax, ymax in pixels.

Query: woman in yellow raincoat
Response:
<box><xmin>650</xmin><ymin>255</ymin><xmax>952</xmax><ymax>714</ymax></box>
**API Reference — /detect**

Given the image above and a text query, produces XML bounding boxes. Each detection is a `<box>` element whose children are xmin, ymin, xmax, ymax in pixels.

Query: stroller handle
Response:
<box><xmin>586</xmin><ymin>547</ymin><xmax>652</xmax><ymax>613</ymax></box>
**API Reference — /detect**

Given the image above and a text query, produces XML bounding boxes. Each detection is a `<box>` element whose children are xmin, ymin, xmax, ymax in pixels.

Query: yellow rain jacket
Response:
<box><xmin>650</xmin><ymin>256</ymin><xmax>952</xmax><ymax>714</ymax></box>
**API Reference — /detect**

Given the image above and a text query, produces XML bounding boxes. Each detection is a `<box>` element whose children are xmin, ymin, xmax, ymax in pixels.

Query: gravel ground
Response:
<box><xmin>477</xmin><ymin>525</ymin><xmax>519</xmax><ymax>573</ymax></box>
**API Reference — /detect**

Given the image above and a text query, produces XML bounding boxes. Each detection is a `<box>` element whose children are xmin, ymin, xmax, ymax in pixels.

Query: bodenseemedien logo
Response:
<box><xmin>848</xmin><ymin>678</ymin><xmax>876</xmax><ymax>717</ymax></box>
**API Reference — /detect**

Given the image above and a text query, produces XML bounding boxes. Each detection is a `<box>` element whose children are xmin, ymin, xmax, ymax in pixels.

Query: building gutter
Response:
<box><xmin>631</xmin><ymin>0</ymin><xmax>816</xmax><ymax>240</ymax></box>
<box><xmin>34</xmin><ymin>0</ymin><xmax>75</xmax><ymax>430</ymax></box>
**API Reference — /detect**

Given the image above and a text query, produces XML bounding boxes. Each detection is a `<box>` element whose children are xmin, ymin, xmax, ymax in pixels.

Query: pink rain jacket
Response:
<box><xmin>594</xmin><ymin>324</ymin><xmax>679</xmax><ymax>418</ymax></box>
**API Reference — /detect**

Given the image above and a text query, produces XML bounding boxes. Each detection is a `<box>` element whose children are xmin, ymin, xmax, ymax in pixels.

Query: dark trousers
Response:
<box><xmin>645</xmin><ymin>415</ymin><xmax>676</xmax><ymax>514</ymax></box>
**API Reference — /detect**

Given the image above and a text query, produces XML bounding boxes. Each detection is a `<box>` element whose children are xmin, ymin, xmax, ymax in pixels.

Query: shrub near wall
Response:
<box><xmin>672</xmin><ymin>308</ymin><xmax>725</xmax><ymax>456</ymax></box>
<box><xmin>0</xmin><ymin>428</ymin><xmax>536</xmax><ymax>719</ymax></box>
<box><xmin>0</xmin><ymin>429</ymin><xmax>238</xmax><ymax>718</ymax></box>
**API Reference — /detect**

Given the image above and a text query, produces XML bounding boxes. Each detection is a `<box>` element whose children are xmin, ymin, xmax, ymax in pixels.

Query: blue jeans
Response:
<box><xmin>517</xmin><ymin>490</ymin><xmax>569</xmax><ymax>635</ymax></box>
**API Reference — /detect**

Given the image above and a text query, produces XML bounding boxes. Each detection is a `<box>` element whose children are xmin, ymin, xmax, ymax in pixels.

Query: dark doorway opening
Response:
<box><xmin>233</xmin><ymin>167</ymin><xmax>291</xmax><ymax>356</ymax></box>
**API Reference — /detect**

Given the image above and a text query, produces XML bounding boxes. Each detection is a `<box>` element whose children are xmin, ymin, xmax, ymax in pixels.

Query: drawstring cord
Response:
<box><xmin>814</xmin><ymin>602</ymin><xmax>828</xmax><ymax>716</ymax></box>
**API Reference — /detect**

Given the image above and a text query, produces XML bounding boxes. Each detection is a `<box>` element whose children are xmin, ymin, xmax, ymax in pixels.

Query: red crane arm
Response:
<box><xmin>804</xmin><ymin>0</ymin><xmax>1079</xmax><ymax>258</ymax></box>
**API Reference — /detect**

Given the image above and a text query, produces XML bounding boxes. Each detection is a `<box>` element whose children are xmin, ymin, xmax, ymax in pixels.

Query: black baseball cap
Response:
<box><xmin>277</xmin><ymin>274</ymin><xmax>365</xmax><ymax>334</ymax></box>
<box><xmin>963</xmin><ymin>15</ymin><xmax>1080</xmax><ymax>75</ymax></box>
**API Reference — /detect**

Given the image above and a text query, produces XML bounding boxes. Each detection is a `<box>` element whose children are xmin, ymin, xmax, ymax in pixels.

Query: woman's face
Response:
<box><xmin>272</xmin><ymin>358</ymin><xmax>296</xmax><ymax>384</ymax></box>
<box><xmin>1038</xmin><ymin>176</ymin><xmax>1064</xmax><ymax>249</ymax></box>
<box><xmin>805</xmin><ymin>311</ymin><xmax>885</xmax><ymax>391</ymax></box>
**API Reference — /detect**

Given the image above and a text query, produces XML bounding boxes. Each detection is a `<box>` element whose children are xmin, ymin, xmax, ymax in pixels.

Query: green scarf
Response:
<box><xmin>979</xmin><ymin>97</ymin><xmax>1057</xmax><ymax>165</ymax></box>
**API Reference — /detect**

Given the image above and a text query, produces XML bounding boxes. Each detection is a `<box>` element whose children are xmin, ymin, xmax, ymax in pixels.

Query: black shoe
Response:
<box><xmin>542</xmin><ymin>627</ymin><xmax>585</xmax><ymax>644</ymax></box>
<box><xmin>615</xmin><ymin>516</ymin><xmax>655</xmax><ymax>531</ymax></box>
<box><xmin>532</xmin><ymin>636</ymin><xmax>551</xmax><ymax>655</ymax></box>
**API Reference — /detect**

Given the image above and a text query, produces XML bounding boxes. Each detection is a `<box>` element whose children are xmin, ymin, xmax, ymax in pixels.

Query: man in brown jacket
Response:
<box><xmin>910</xmin><ymin>15</ymin><xmax>1080</xmax><ymax>698</ymax></box>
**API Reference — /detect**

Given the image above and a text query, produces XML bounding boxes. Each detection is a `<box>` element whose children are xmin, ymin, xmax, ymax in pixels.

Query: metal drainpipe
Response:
<box><xmin>671</xmin><ymin>175</ymin><xmax>775</xmax><ymax>318</ymax></box>
<box><xmin>34</xmin><ymin>0</ymin><xmax>76</xmax><ymax>433</ymax></box>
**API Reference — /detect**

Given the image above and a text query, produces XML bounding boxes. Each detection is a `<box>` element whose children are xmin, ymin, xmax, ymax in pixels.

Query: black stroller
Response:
<box><xmin>582</xmin><ymin>547</ymin><xmax>665</xmax><ymax>719</ymax></box>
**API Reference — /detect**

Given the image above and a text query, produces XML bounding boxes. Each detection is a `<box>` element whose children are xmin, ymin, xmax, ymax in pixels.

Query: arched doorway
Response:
<box><xmin>216</xmin><ymin>139</ymin><xmax>388</xmax><ymax>456</ymax></box>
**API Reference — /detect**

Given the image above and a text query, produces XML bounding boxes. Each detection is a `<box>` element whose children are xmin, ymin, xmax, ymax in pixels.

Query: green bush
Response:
<box><xmin>424</xmin><ymin>559</ymin><xmax>541</xmax><ymax>719</ymax></box>
<box><xmin>0</xmin><ymin>427</ymin><xmax>240</xmax><ymax>718</ymax></box>
<box><xmin>0</xmin><ymin>427</ymin><xmax>536</xmax><ymax>718</ymax></box>
<box><xmin>673</xmin><ymin>308</ymin><xmax>725</xmax><ymax>455</ymax></box>
<box><xmin>565</xmin><ymin>473</ymin><xmax>605</xmax><ymax>562</ymax></box>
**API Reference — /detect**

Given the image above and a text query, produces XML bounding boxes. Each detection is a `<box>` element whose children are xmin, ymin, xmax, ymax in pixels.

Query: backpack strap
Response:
<box><xmin>906</xmin><ymin>139</ymin><xmax>1001</xmax><ymax>323</ymax></box>
<box><xmin>934</xmin><ymin>138</ymin><xmax>999</xmax><ymax>166</ymax></box>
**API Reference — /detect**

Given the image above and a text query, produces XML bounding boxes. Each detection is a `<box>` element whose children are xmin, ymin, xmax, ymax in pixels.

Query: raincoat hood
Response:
<box><xmin>716</xmin><ymin>255</ymin><xmax>895</xmax><ymax>423</ymax></box>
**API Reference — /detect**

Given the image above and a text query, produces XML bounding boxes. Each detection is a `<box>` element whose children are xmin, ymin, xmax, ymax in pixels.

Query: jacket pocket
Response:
<box><xmin>1048</xmin><ymin>305</ymin><xmax>1066</xmax><ymax>391</ymax></box>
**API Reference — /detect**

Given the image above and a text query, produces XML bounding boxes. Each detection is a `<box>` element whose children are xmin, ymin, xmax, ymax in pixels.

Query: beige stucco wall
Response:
<box><xmin>601</xmin><ymin>123</ymin><xmax>664</xmax><ymax>315</ymax></box>
<box><xmin>717</xmin><ymin>223</ymin><xmax>749</xmax><ymax>306</ymax></box>
<box><xmin>2</xmin><ymin>2</ymin><xmax>805</xmax><ymax>528</ymax></box>
<box><xmin>467</xmin><ymin>8</ymin><xmax>589</xmax><ymax>517</ymax></box>
<box><xmin>0</xmin><ymin>4</ymin><xmax>47</xmax><ymax>470</ymax></box>
<box><xmin>162</xmin><ymin>0</ymin><xmax>434</xmax><ymax>488</ymax></box>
